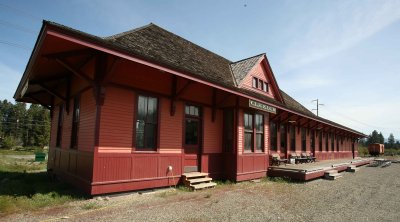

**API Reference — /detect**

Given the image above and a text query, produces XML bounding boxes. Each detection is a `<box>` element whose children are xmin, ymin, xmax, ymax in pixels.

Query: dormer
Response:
<box><xmin>230</xmin><ymin>54</ymin><xmax>284</xmax><ymax>103</ymax></box>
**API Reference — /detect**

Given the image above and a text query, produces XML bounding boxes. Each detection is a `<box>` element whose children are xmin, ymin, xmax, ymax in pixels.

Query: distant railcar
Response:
<box><xmin>368</xmin><ymin>143</ymin><xmax>384</xmax><ymax>156</ymax></box>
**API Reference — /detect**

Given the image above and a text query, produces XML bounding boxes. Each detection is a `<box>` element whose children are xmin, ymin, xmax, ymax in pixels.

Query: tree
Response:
<box><xmin>0</xmin><ymin>100</ymin><xmax>50</xmax><ymax>148</ymax></box>
<box><xmin>378</xmin><ymin>132</ymin><xmax>384</xmax><ymax>144</ymax></box>
<box><xmin>388</xmin><ymin>133</ymin><xmax>395</xmax><ymax>148</ymax></box>
<box><xmin>367</xmin><ymin>130</ymin><xmax>380</xmax><ymax>145</ymax></box>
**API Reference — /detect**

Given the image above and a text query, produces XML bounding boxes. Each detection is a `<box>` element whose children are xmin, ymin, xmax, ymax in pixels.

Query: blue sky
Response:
<box><xmin>1</xmin><ymin>0</ymin><xmax>399</xmax><ymax>138</ymax></box>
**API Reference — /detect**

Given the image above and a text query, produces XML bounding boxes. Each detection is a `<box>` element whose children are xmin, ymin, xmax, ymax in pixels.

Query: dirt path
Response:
<box><xmin>3</xmin><ymin>163</ymin><xmax>400</xmax><ymax>222</ymax></box>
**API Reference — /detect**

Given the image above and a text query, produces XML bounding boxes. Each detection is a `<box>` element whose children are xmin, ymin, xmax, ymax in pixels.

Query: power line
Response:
<box><xmin>0</xmin><ymin>40</ymin><xmax>32</xmax><ymax>50</ymax></box>
<box><xmin>0</xmin><ymin>19</ymin><xmax>37</xmax><ymax>34</ymax></box>
<box><xmin>0</xmin><ymin>3</ymin><xmax>42</xmax><ymax>21</ymax></box>
<box><xmin>323</xmin><ymin>105</ymin><xmax>398</xmax><ymax>131</ymax></box>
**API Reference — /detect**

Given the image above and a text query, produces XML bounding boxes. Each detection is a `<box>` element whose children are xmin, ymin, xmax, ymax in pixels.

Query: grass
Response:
<box><xmin>262</xmin><ymin>176</ymin><xmax>298</xmax><ymax>184</ymax></box>
<box><xmin>81</xmin><ymin>202</ymin><xmax>100</xmax><ymax>210</ymax></box>
<box><xmin>0</xmin><ymin>153</ymin><xmax>87</xmax><ymax>216</ymax></box>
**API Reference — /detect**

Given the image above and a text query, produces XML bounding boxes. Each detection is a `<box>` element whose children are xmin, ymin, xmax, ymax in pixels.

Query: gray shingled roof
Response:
<box><xmin>230</xmin><ymin>54</ymin><xmax>264</xmax><ymax>86</ymax></box>
<box><xmin>105</xmin><ymin>23</ymin><xmax>236</xmax><ymax>88</ymax></box>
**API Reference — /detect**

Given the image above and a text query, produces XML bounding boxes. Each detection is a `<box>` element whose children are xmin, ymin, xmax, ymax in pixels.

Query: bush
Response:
<box><xmin>1</xmin><ymin>136</ymin><xmax>17</xmax><ymax>149</ymax></box>
<box><xmin>358</xmin><ymin>145</ymin><xmax>369</xmax><ymax>157</ymax></box>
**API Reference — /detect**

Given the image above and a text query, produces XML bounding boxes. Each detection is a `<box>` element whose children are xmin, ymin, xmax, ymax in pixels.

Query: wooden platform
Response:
<box><xmin>268</xmin><ymin>158</ymin><xmax>373</xmax><ymax>181</ymax></box>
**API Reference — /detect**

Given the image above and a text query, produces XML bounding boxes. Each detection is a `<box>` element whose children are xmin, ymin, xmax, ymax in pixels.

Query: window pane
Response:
<box><xmin>185</xmin><ymin>119</ymin><xmax>199</xmax><ymax>145</ymax></box>
<box><xmin>252</xmin><ymin>77</ymin><xmax>258</xmax><ymax>88</ymax></box>
<box><xmin>244</xmin><ymin>132</ymin><xmax>253</xmax><ymax>151</ymax></box>
<box><xmin>147</xmin><ymin>97</ymin><xmax>158</xmax><ymax>123</ymax></box>
<box><xmin>259</xmin><ymin>79</ymin><xmax>263</xmax><ymax>89</ymax></box>
<box><xmin>255</xmin><ymin>114</ymin><xmax>263</xmax><ymax>132</ymax></box>
<box><xmin>244</xmin><ymin>113</ymin><xmax>253</xmax><ymax>130</ymax></box>
<box><xmin>270</xmin><ymin>122</ymin><xmax>277</xmax><ymax>151</ymax></box>
<box><xmin>280</xmin><ymin>124</ymin><xmax>287</xmax><ymax>152</ymax></box>
<box><xmin>145</xmin><ymin>124</ymin><xmax>156</xmax><ymax>148</ymax></box>
<box><xmin>194</xmin><ymin>107</ymin><xmax>199</xmax><ymax>116</ymax></box>
<box><xmin>185</xmin><ymin>105</ymin><xmax>190</xmax><ymax>115</ymax></box>
<box><xmin>265</xmin><ymin>82</ymin><xmax>269</xmax><ymax>92</ymax></box>
<box><xmin>256</xmin><ymin>134</ymin><xmax>263</xmax><ymax>151</ymax></box>
<box><xmin>135</xmin><ymin>120</ymin><xmax>145</xmax><ymax>148</ymax></box>
<box><xmin>137</xmin><ymin>96</ymin><xmax>147</xmax><ymax>121</ymax></box>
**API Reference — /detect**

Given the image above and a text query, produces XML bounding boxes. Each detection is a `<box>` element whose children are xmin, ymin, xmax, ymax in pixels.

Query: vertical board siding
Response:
<box><xmin>99</xmin><ymin>87</ymin><xmax>134</xmax><ymax>149</ymax></box>
<box><xmin>159</xmin><ymin>98</ymin><xmax>183</xmax><ymax>153</ymax></box>
<box><xmin>78</xmin><ymin>90</ymin><xmax>96</xmax><ymax>151</ymax></box>
<box><xmin>203</xmin><ymin>108</ymin><xmax>223</xmax><ymax>154</ymax></box>
<box><xmin>95</xmin><ymin>157</ymin><xmax>131</xmax><ymax>182</ymax></box>
<box><xmin>159</xmin><ymin>156</ymin><xmax>182</xmax><ymax>177</ymax></box>
<box><xmin>133</xmin><ymin>156</ymin><xmax>158</xmax><ymax>179</ymax></box>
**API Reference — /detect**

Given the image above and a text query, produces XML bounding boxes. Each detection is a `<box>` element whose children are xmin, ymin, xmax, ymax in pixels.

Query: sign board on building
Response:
<box><xmin>249</xmin><ymin>99</ymin><xmax>276</xmax><ymax>114</ymax></box>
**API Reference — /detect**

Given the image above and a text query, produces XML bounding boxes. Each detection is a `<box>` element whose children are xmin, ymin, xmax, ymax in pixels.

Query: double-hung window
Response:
<box><xmin>270</xmin><ymin>121</ymin><xmax>277</xmax><ymax>151</ymax></box>
<box><xmin>56</xmin><ymin>104</ymin><xmax>64</xmax><ymax>147</ymax></box>
<box><xmin>244</xmin><ymin>112</ymin><xmax>264</xmax><ymax>152</ymax></box>
<box><xmin>301</xmin><ymin>128</ymin><xmax>306</xmax><ymax>151</ymax></box>
<box><xmin>70</xmin><ymin>96</ymin><xmax>80</xmax><ymax>149</ymax></box>
<box><xmin>135</xmin><ymin>95</ymin><xmax>158</xmax><ymax>150</ymax></box>
<box><xmin>290</xmin><ymin>125</ymin><xmax>296</xmax><ymax>151</ymax></box>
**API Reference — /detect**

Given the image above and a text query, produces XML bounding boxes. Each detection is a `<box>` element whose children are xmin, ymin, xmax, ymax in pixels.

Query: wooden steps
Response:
<box><xmin>324</xmin><ymin>170</ymin><xmax>342</xmax><ymax>180</ymax></box>
<box><xmin>182</xmin><ymin>172</ymin><xmax>216</xmax><ymax>191</ymax></box>
<box><xmin>347</xmin><ymin>165</ymin><xmax>359</xmax><ymax>172</ymax></box>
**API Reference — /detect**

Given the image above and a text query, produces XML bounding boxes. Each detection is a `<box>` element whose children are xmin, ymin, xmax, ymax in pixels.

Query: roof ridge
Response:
<box><xmin>231</xmin><ymin>53</ymin><xmax>265</xmax><ymax>64</ymax></box>
<box><xmin>108</xmin><ymin>22</ymin><xmax>233</xmax><ymax>63</ymax></box>
<box><xmin>104</xmin><ymin>23</ymin><xmax>155</xmax><ymax>40</ymax></box>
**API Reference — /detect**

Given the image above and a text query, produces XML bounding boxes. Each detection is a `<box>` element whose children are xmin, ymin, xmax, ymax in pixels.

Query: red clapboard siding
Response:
<box><xmin>49</xmin><ymin>106</ymin><xmax>59</xmax><ymax>148</ymax></box>
<box><xmin>203</xmin><ymin>107</ymin><xmax>222</xmax><ymax>154</ymax></box>
<box><xmin>78</xmin><ymin>90</ymin><xmax>96</xmax><ymax>151</ymax></box>
<box><xmin>99</xmin><ymin>87</ymin><xmax>134</xmax><ymax>148</ymax></box>
<box><xmin>159</xmin><ymin>98</ymin><xmax>183</xmax><ymax>153</ymax></box>
<box><xmin>61</xmin><ymin>99</ymin><xmax>73</xmax><ymax>149</ymax></box>
<box><xmin>240</xmin><ymin>60</ymin><xmax>276</xmax><ymax>99</ymax></box>
<box><xmin>112</xmin><ymin>61</ymin><xmax>172</xmax><ymax>95</ymax></box>
<box><xmin>180</xmin><ymin>83</ymin><xmax>213</xmax><ymax>105</ymax></box>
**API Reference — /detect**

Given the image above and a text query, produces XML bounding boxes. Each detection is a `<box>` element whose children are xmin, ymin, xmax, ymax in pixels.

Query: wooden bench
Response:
<box><xmin>271</xmin><ymin>154</ymin><xmax>288</xmax><ymax>166</ymax></box>
<box><xmin>302</xmin><ymin>152</ymin><xmax>317</xmax><ymax>163</ymax></box>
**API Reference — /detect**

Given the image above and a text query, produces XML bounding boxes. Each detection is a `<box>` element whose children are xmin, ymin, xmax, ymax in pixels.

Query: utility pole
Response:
<box><xmin>312</xmin><ymin>99</ymin><xmax>324</xmax><ymax>116</ymax></box>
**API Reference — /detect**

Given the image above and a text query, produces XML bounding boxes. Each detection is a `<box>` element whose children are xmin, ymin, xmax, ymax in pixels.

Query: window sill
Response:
<box><xmin>132</xmin><ymin>150</ymin><xmax>159</xmax><ymax>154</ymax></box>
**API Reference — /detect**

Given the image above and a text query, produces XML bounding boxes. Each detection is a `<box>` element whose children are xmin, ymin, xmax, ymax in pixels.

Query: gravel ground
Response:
<box><xmin>3</xmin><ymin>162</ymin><xmax>400</xmax><ymax>222</ymax></box>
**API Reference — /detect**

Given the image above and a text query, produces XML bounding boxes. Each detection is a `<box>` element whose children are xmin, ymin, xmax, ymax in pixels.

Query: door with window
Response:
<box><xmin>184</xmin><ymin>105</ymin><xmax>201</xmax><ymax>173</ymax></box>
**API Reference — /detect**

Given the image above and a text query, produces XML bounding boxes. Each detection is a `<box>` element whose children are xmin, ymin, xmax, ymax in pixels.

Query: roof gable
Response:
<box><xmin>231</xmin><ymin>54</ymin><xmax>284</xmax><ymax>103</ymax></box>
<box><xmin>230</xmin><ymin>54</ymin><xmax>264</xmax><ymax>86</ymax></box>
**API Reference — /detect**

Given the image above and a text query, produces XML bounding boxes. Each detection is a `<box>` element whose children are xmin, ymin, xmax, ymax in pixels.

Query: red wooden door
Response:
<box><xmin>184</xmin><ymin>105</ymin><xmax>201</xmax><ymax>173</ymax></box>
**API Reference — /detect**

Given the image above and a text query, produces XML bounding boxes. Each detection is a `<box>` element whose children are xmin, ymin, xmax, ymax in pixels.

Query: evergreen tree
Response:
<box><xmin>388</xmin><ymin>133</ymin><xmax>395</xmax><ymax>148</ymax></box>
<box><xmin>367</xmin><ymin>130</ymin><xmax>380</xmax><ymax>145</ymax></box>
<box><xmin>0</xmin><ymin>100</ymin><xmax>50</xmax><ymax>148</ymax></box>
<box><xmin>378</xmin><ymin>132</ymin><xmax>384</xmax><ymax>144</ymax></box>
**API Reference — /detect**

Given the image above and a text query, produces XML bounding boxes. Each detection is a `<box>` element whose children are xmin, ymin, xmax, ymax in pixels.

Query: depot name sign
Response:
<box><xmin>249</xmin><ymin>99</ymin><xmax>276</xmax><ymax>114</ymax></box>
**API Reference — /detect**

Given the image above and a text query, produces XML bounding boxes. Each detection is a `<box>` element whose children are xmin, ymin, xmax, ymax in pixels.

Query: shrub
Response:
<box><xmin>358</xmin><ymin>145</ymin><xmax>369</xmax><ymax>157</ymax></box>
<box><xmin>1</xmin><ymin>136</ymin><xmax>17</xmax><ymax>149</ymax></box>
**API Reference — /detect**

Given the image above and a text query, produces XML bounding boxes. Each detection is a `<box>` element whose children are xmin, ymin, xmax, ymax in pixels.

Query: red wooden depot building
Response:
<box><xmin>14</xmin><ymin>21</ymin><xmax>364</xmax><ymax>195</ymax></box>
